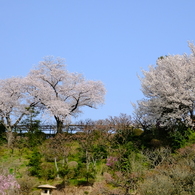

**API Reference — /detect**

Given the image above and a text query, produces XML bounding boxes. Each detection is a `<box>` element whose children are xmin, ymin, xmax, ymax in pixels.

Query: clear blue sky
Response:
<box><xmin>1</xmin><ymin>1</ymin><xmax>195</xmax><ymax>122</ymax></box>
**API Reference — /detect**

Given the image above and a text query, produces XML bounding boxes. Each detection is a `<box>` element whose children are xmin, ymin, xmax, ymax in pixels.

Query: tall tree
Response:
<box><xmin>135</xmin><ymin>42</ymin><xmax>195</xmax><ymax>128</ymax></box>
<box><xmin>0</xmin><ymin>77</ymin><xmax>37</xmax><ymax>146</ymax></box>
<box><xmin>28</xmin><ymin>57</ymin><xmax>106</xmax><ymax>133</ymax></box>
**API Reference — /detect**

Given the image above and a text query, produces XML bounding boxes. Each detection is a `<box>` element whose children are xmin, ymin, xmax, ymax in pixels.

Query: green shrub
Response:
<box><xmin>28</xmin><ymin>150</ymin><xmax>42</xmax><ymax>177</ymax></box>
<box><xmin>40</xmin><ymin>163</ymin><xmax>57</xmax><ymax>180</ymax></box>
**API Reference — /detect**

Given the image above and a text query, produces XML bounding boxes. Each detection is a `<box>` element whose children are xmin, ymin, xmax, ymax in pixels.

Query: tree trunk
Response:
<box><xmin>54</xmin><ymin>157</ymin><xmax>60</xmax><ymax>178</ymax></box>
<box><xmin>6</xmin><ymin>131</ymin><xmax>14</xmax><ymax>148</ymax></box>
<box><xmin>86</xmin><ymin>150</ymin><xmax>90</xmax><ymax>182</ymax></box>
<box><xmin>55</xmin><ymin>117</ymin><xmax>63</xmax><ymax>134</ymax></box>
<box><xmin>57</xmin><ymin>120</ymin><xmax>63</xmax><ymax>134</ymax></box>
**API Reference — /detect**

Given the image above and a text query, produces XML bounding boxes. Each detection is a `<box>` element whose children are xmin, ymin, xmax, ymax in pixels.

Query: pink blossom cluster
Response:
<box><xmin>0</xmin><ymin>175</ymin><xmax>20</xmax><ymax>195</ymax></box>
<box><xmin>106</xmin><ymin>156</ymin><xmax>118</xmax><ymax>167</ymax></box>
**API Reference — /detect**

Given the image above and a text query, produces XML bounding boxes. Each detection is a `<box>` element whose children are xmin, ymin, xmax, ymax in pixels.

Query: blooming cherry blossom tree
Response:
<box><xmin>28</xmin><ymin>57</ymin><xmax>106</xmax><ymax>133</ymax></box>
<box><xmin>0</xmin><ymin>77</ymin><xmax>38</xmax><ymax>146</ymax></box>
<box><xmin>135</xmin><ymin>42</ymin><xmax>195</xmax><ymax>128</ymax></box>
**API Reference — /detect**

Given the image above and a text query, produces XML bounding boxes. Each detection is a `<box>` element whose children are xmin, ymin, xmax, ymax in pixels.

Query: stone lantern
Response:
<box><xmin>37</xmin><ymin>184</ymin><xmax>56</xmax><ymax>195</ymax></box>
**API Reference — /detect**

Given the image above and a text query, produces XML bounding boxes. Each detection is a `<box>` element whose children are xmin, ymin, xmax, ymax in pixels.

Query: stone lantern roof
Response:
<box><xmin>38</xmin><ymin>184</ymin><xmax>56</xmax><ymax>189</ymax></box>
<box><xmin>38</xmin><ymin>184</ymin><xmax>56</xmax><ymax>195</ymax></box>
